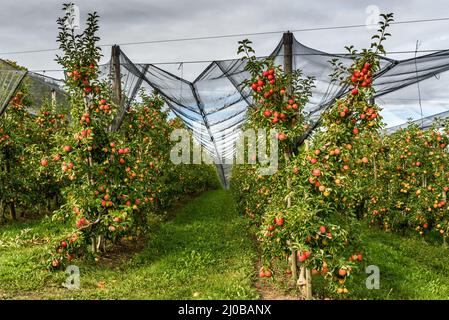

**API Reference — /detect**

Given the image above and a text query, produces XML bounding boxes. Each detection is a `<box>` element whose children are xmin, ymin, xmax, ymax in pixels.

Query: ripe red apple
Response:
<box><xmin>76</xmin><ymin>217</ymin><xmax>87</xmax><ymax>229</ymax></box>
<box><xmin>275</xmin><ymin>217</ymin><xmax>284</xmax><ymax>226</ymax></box>
<box><xmin>259</xmin><ymin>270</ymin><xmax>266</xmax><ymax>278</ymax></box>
<box><xmin>277</xmin><ymin>133</ymin><xmax>286</xmax><ymax>140</ymax></box>
<box><xmin>263</xmin><ymin>109</ymin><xmax>271</xmax><ymax>118</ymax></box>
<box><xmin>61</xmin><ymin>241</ymin><xmax>67</xmax><ymax>248</ymax></box>
<box><xmin>352</xmin><ymin>127</ymin><xmax>359</xmax><ymax>135</ymax></box>
<box><xmin>357</xmin><ymin>254</ymin><xmax>363</xmax><ymax>262</ymax></box>
<box><xmin>319</xmin><ymin>226</ymin><xmax>326</xmax><ymax>233</ymax></box>
<box><xmin>52</xmin><ymin>259</ymin><xmax>60</xmax><ymax>268</ymax></box>
<box><xmin>338</xmin><ymin>269</ymin><xmax>347</xmax><ymax>277</ymax></box>
<box><xmin>312</xmin><ymin>169</ymin><xmax>321</xmax><ymax>177</ymax></box>
<box><xmin>351</xmin><ymin>88</ymin><xmax>359</xmax><ymax>95</ymax></box>
<box><xmin>63</xmin><ymin>145</ymin><xmax>72</xmax><ymax>152</ymax></box>
<box><xmin>293</xmin><ymin>167</ymin><xmax>299</xmax><ymax>174</ymax></box>
<box><xmin>40</xmin><ymin>159</ymin><xmax>49</xmax><ymax>167</ymax></box>
<box><xmin>314</xmin><ymin>149</ymin><xmax>321</xmax><ymax>156</ymax></box>
<box><xmin>264</xmin><ymin>270</ymin><xmax>272</xmax><ymax>278</ymax></box>
<box><xmin>362</xmin><ymin>157</ymin><xmax>369</xmax><ymax>164</ymax></box>
<box><xmin>267</xmin><ymin>225</ymin><xmax>275</xmax><ymax>231</ymax></box>
<box><xmin>310</xmin><ymin>158</ymin><xmax>318</xmax><ymax>164</ymax></box>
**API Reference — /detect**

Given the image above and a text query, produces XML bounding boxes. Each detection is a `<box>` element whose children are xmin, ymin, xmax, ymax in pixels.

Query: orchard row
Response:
<box><xmin>230</xmin><ymin>13</ymin><xmax>449</xmax><ymax>298</ymax></box>
<box><xmin>0</xmin><ymin>8</ymin><xmax>219</xmax><ymax>268</ymax></box>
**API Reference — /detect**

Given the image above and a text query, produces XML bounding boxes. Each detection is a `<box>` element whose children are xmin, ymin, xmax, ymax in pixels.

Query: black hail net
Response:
<box><xmin>0</xmin><ymin>61</ymin><xmax>27</xmax><ymax>117</ymax></box>
<box><xmin>102</xmin><ymin>35</ymin><xmax>449</xmax><ymax>186</ymax></box>
<box><xmin>3</xmin><ymin>34</ymin><xmax>449</xmax><ymax>187</ymax></box>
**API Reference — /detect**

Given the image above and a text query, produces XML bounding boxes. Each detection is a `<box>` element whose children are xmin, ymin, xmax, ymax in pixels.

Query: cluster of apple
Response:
<box><xmin>249</xmin><ymin>67</ymin><xmax>304</xmax><ymax>141</ymax></box>
<box><xmin>0</xmin><ymin>128</ymin><xmax>11</xmax><ymax>145</ymax></box>
<box><xmin>349</xmin><ymin>62</ymin><xmax>373</xmax><ymax>88</ymax></box>
<box><xmin>263</xmin><ymin>215</ymin><xmax>285</xmax><ymax>238</ymax></box>
<box><xmin>10</xmin><ymin>91</ymin><xmax>26</xmax><ymax>110</ymax></box>
<box><xmin>66</xmin><ymin>63</ymin><xmax>99</xmax><ymax>94</ymax></box>
<box><xmin>36</xmin><ymin>111</ymin><xmax>66</xmax><ymax>129</ymax></box>
<box><xmin>94</xmin><ymin>98</ymin><xmax>112</xmax><ymax>114</ymax></box>
<box><xmin>304</xmin><ymin>146</ymin><xmax>351</xmax><ymax>195</ymax></box>
<box><xmin>250</xmin><ymin>68</ymin><xmax>276</xmax><ymax>92</ymax></box>
<box><xmin>50</xmin><ymin>232</ymin><xmax>81</xmax><ymax>269</ymax></box>
<box><xmin>259</xmin><ymin>267</ymin><xmax>272</xmax><ymax>278</ymax></box>
<box><xmin>76</xmin><ymin>216</ymin><xmax>89</xmax><ymax>229</ymax></box>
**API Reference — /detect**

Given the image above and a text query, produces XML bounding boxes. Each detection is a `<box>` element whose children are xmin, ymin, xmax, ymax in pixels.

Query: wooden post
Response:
<box><xmin>111</xmin><ymin>45</ymin><xmax>122</xmax><ymax>112</ymax></box>
<box><xmin>284</xmin><ymin>31</ymin><xmax>312</xmax><ymax>299</ymax></box>
<box><xmin>282</xmin><ymin>31</ymin><xmax>299</xmax><ymax>285</ymax></box>
<box><xmin>51</xmin><ymin>89</ymin><xmax>56</xmax><ymax>110</ymax></box>
<box><xmin>283</xmin><ymin>32</ymin><xmax>293</xmax><ymax>80</ymax></box>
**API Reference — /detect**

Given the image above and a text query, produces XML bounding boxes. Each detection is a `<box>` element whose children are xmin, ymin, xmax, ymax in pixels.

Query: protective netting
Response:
<box><xmin>26</xmin><ymin>71</ymin><xmax>67</xmax><ymax>114</ymax></box>
<box><xmin>0</xmin><ymin>60</ymin><xmax>66</xmax><ymax>117</ymax></box>
<box><xmin>102</xmin><ymin>34</ymin><xmax>449</xmax><ymax>186</ymax></box>
<box><xmin>3</xmin><ymin>34</ymin><xmax>449</xmax><ymax>187</ymax></box>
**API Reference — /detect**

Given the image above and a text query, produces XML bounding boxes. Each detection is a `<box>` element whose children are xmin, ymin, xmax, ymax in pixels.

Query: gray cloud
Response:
<box><xmin>1</xmin><ymin>0</ymin><xmax>449</xmax><ymax>82</ymax></box>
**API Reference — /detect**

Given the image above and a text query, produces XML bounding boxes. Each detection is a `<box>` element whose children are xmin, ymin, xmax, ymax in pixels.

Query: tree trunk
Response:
<box><xmin>91</xmin><ymin>236</ymin><xmax>97</xmax><ymax>253</ymax></box>
<box><xmin>9</xmin><ymin>201</ymin><xmax>16</xmax><ymax>220</ymax></box>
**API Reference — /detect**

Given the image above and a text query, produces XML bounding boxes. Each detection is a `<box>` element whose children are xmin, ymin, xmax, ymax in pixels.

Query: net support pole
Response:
<box><xmin>111</xmin><ymin>45</ymin><xmax>123</xmax><ymax>111</ymax></box>
<box><xmin>283</xmin><ymin>32</ymin><xmax>293</xmax><ymax>78</ymax></box>
<box><xmin>283</xmin><ymin>31</ymin><xmax>299</xmax><ymax>286</ymax></box>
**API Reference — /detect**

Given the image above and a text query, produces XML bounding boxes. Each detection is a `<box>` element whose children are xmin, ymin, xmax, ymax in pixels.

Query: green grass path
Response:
<box><xmin>3</xmin><ymin>189</ymin><xmax>449</xmax><ymax>299</ymax></box>
<box><xmin>0</xmin><ymin>190</ymin><xmax>259</xmax><ymax>299</ymax></box>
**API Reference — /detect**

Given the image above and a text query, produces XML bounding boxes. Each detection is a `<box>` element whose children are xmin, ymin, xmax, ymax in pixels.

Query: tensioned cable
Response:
<box><xmin>26</xmin><ymin>48</ymin><xmax>449</xmax><ymax>73</ymax></box>
<box><xmin>2</xmin><ymin>16</ymin><xmax>449</xmax><ymax>55</ymax></box>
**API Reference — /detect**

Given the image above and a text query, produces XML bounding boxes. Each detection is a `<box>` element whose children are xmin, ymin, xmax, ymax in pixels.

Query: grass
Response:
<box><xmin>257</xmin><ymin>224</ymin><xmax>449</xmax><ymax>300</ymax></box>
<box><xmin>0</xmin><ymin>190</ymin><xmax>259</xmax><ymax>299</ymax></box>
<box><xmin>348</xmin><ymin>225</ymin><xmax>449</xmax><ymax>300</ymax></box>
<box><xmin>3</xmin><ymin>190</ymin><xmax>449</xmax><ymax>300</ymax></box>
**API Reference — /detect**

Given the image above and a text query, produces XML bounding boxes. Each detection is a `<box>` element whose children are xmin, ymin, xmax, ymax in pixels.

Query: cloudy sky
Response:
<box><xmin>1</xmin><ymin>0</ymin><xmax>449</xmax><ymax>129</ymax></box>
<box><xmin>1</xmin><ymin>0</ymin><xmax>449</xmax><ymax>80</ymax></box>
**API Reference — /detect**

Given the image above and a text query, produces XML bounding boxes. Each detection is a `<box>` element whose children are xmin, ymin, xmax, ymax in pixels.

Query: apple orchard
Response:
<box><xmin>2</xmin><ymin>7</ymin><xmax>449</xmax><ymax>300</ymax></box>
